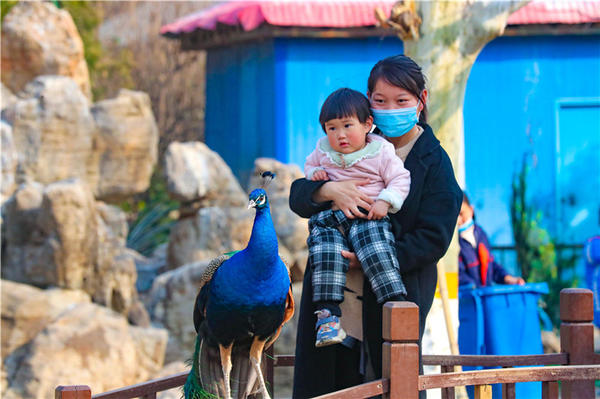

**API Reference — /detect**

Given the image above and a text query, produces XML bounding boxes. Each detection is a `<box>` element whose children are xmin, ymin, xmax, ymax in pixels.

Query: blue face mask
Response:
<box><xmin>458</xmin><ymin>218</ymin><xmax>474</xmax><ymax>233</ymax></box>
<box><xmin>371</xmin><ymin>103</ymin><xmax>420</xmax><ymax>138</ymax></box>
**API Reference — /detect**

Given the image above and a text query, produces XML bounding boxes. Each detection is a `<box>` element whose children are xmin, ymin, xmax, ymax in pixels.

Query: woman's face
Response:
<box><xmin>368</xmin><ymin>79</ymin><xmax>425</xmax><ymax>112</ymax></box>
<box><xmin>457</xmin><ymin>201</ymin><xmax>474</xmax><ymax>226</ymax></box>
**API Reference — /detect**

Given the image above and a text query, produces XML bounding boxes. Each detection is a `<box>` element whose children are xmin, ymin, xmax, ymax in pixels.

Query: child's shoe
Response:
<box><xmin>314</xmin><ymin>309</ymin><xmax>346</xmax><ymax>347</ymax></box>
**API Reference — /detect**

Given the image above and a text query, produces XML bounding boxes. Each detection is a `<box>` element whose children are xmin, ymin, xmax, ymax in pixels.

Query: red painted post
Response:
<box><xmin>55</xmin><ymin>385</ymin><xmax>91</xmax><ymax>399</ymax></box>
<box><xmin>559</xmin><ymin>288</ymin><xmax>595</xmax><ymax>399</ymax></box>
<box><xmin>382</xmin><ymin>302</ymin><xmax>420</xmax><ymax>399</ymax></box>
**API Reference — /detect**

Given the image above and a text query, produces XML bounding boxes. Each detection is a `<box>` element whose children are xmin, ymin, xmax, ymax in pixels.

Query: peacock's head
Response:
<box><xmin>248</xmin><ymin>188</ymin><xmax>269</xmax><ymax>210</ymax></box>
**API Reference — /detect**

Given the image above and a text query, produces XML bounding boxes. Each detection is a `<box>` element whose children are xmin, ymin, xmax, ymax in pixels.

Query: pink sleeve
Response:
<box><xmin>378</xmin><ymin>143</ymin><xmax>410</xmax><ymax>213</ymax></box>
<box><xmin>304</xmin><ymin>147</ymin><xmax>324</xmax><ymax>179</ymax></box>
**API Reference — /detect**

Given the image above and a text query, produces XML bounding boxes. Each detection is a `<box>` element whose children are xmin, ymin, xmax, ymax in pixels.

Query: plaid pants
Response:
<box><xmin>308</xmin><ymin>209</ymin><xmax>406</xmax><ymax>304</ymax></box>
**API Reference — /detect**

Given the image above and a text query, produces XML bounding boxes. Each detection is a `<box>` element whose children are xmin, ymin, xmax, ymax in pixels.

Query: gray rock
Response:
<box><xmin>8</xmin><ymin>76</ymin><xmax>98</xmax><ymax>190</ymax></box>
<box><xmin>1</xmin><ymin>180</ymin><xmax>138</xmax><ymax>315</ymax></box>
<box><xmin>167</xmin><ymin>206</ymin><xmax>253</xmax><ymax>269</ymax></box>
<box><xmin>1</xmin><ymin>121</ymin><xmax>17</xmax><ymax>203</ymax></box>
<box><xmin>2</xmin><ymin>179</ymin><xmax>97</xmax><ymax>290</ymax></box>
<box><xmin>1</xmin><ymin>279</ymin><xmax>91</xmax><ymax>357</ymax></box>
<box><xmin>145</xmin><ymin>260</ymin><xmax>211</xmax><ymax>363</ymax></box>
<box><xmin>1</xmin><ymin>83</ymin><xmax>16</xmax><ymax>111</ymax></box>
<box><xmin>164</xmin><ymin>141</ymin><xmax>246</xmax><ymax>207</ymax></box>
<box><xmin>2</xmin><ymin>284</ymin><xmax>167</xmax><ymax>399</ymax></box>
<box><xmin>0</xmin><ymin>1</ymin><xmax>91</xmax><ymax>98</ymax></box>
<box><xmin>91</xmin><ymin>89</ymin><xmax>159</xmax><ymax>202</ymax></box>
<box><xmin>5</xmin><ymin>76</ymin><xmax>159</xmax><ymax>203</ymax></box>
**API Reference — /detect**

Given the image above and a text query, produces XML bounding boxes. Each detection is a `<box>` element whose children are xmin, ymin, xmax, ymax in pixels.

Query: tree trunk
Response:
<box><xmin>396</xmin><ymin>0</ymin><xmax>530</xmax><ymax>268</ymax></box>
<box><xmin>383</xmin><ymin>2</ymin><xmax>530</xmax><ymax>379</ymax></box>
<box><xmin>403</xmin><ymin>0</ymin><xmax>529</xmax><ymax>185</ymax></box>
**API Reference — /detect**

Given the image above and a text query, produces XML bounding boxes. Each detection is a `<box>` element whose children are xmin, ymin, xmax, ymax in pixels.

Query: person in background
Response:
<box><xmin>458</xmin><ymin>192</ymin><xmax>525</xmax><ymax>287</ymax></box>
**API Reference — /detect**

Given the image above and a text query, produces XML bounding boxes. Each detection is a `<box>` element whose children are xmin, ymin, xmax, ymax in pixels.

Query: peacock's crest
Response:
<box><xmin>259</xmin><ymin>171</ymin><xmax>276</xmax><ymax>188</ymax></box>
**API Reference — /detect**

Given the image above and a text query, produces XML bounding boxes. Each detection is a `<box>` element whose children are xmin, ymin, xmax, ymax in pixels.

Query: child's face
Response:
<box><xmin>324</xmin><ymin>115</ymin><xmax>373</xmax><ymax>154</ymax></box>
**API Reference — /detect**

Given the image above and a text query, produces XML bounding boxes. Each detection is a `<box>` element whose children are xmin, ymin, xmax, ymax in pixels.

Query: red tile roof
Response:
<box><xmin>161</xmin><ymin>0</ymin><xmax>600</xmax><ymax>36</ymax></box>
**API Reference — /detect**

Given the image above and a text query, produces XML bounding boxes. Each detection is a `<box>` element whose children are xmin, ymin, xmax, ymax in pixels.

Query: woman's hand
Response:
<box><xmin>342</xmin><ymin>250</ymin><xmax>361</xmax><ymax>269</ymax></box>
<box><xmin>313</xmin><ymin>179</ymin><xmax>374</xmax><ymax>218</ymax></box>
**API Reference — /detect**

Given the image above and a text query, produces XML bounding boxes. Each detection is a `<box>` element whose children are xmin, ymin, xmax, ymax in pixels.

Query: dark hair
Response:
<box><xmin>462</xmin><ymin>191</ymin><xmax>476</xmax><ymax>219</ymax></box>
<box><xmin>319</xmin><ymin>88</ymin><xmax>371</xmax><ymax>132</ymax></box>
<box><xmin>367</xmin><ymin>54</ymin><xmax>428</xmax><ymax>123</ymax></box>
<box><xmin>462</xmin><ymin>191</ymin><xmax>471</xmax><ymax>206</ymax></box>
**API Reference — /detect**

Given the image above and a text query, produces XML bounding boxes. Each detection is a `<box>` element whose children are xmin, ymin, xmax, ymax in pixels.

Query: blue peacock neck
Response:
<box><xmin>246</xmin><ymin>205</ymin><xmax>279</xmax><ymax>264</ymax></box>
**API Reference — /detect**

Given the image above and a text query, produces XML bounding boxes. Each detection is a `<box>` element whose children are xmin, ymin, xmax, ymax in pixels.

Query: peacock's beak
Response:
<box><xmin>248</xmin><ymin>199</ymin><xmax>257</xmax><ymax>209</ymax></box>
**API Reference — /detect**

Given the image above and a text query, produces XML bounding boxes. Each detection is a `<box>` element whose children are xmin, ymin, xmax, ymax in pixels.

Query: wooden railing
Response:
<box><xmin>56</xmin><ymin>288</ymin><xmax>600</xmax><ymax>399</ymax></box>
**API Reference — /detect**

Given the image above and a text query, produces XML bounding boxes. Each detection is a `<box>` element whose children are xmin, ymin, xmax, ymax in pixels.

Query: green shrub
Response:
<box><xmin>1</xmin><ymin>1</ymin><xmax>18</xmax><ymax>21</ymax></box>
<box><xmin>510</xmin><ymin>156</ymin><xmax>578</xmax><ymax>328</ymax></box>
<box><xmin>122</xmin><ymin>170</ymin><xmax>178</xmax><ymax>257</ymax></box>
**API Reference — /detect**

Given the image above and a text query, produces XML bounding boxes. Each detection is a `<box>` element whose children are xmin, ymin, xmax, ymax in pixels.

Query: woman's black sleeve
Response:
<box><xmin>288</xmin><ymin>178</ymin><xmax>332</xmax><ymax>218</ymax></box>
<box><xmin>395</xmin><ymin>150</ymin><xmax>463</xmax><ymax>274</ymax></box>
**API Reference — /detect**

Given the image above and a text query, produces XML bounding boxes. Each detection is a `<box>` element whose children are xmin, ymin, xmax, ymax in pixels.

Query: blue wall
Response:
<box><xmin>205</xmin><ymin>40</ymin><xmax>278</xmax><ymax>185</ymax></box>
<box><xmin>463</xmin><ymin>34</ymin><xmax>600</xmax><ymax>248</ymax></box>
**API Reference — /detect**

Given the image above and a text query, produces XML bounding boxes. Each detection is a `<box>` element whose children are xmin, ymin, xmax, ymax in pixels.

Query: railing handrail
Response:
<box><xmin>312</xmin><ymin>379</ymin><xmax>389</xmax><ymax>399</ymax></box>
<box><xmin>273</xmin><ymin>353</ymin><xmax>570</xmax><ymax>368</ymax></box>
<box><xmin>57</xmin><ymin>288</ymin><xmax>597</xmax><ymax>399</ymax></box>
<box><xmin>91</xmin><ymin>371</ymin><xmax>187</xmax><ymax>399</ymax></box>
<box><xmin>418</xmin><ymin>364</ymin><xmax>600</xmax><ymax>391</ymax></box>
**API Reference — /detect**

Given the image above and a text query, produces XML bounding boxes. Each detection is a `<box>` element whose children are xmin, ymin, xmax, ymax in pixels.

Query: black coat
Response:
<box><xmin>289</xmin><ymin>124</ymin><xmax>462</xmax><ymax>399</ymax></box>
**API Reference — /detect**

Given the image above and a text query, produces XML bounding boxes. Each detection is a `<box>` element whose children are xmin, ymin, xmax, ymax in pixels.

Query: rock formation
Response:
<box><xmin>1</xmin><ymin>2</ymin><xmax>91</xmax><ymax>98</ymax></box>
<box><xmin>4</xmin><ymin>76</ymin><xmax>158</xmax><ymax>203</ymax></box>
<box><xmin>164</xmin><ymin>141</ymin><xmax>247</xmax><ymax>207</ymax></box>
<box><xmin>1</xmin><ymin>281</ymin><xmax>167</xmax><ymax>399</ymax></box>
<box><xmin>1</xmin><ymin>180</ymin><xmax>140</xmax><ymax>316</ymax></box>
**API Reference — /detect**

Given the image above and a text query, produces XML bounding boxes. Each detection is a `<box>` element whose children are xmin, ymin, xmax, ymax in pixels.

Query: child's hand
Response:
<box><xmin>367</xmin><ymin>200</ymin><xmax>390</xmax><ymax>220</ymax></box>
<box><xmin>311</xmin><ymin>170</ymin><xmax>330</xmax><ymax>181</ymax></box>
<box><xmin>504</xmin><ymin>275</ymin><xmax>525</xmax><ymax>285</ymax></box>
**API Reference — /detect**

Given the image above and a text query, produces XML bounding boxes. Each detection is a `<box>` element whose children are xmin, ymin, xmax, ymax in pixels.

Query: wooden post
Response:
<box><xmin>474</xmin><ymin>384</ymin><xmax>492</xmax><ymax>399</ymax></box>
<box><xmin>541</xmin><ymin>381</ymin><xmax>559</xmax><ymax>399</ymax></box>
<box><xmin>382</xmin><ymin>302</ymin><xmax>419</xmax><ymax>399</ymax></box>
<box><xmin>559</xmin><ymin>288</ymin><xmax>595</xmax><ymax>399</ymax></box>
<box><xmin>502</xmin><ymin>382</ymin><xmax>515</xmax><ymax>399</ymax></box>
<box><xmin>440</xmin><ymin>366</ymin><xmax>455</xmax><ymax>399</ymax></box>
<box><xmin>55</xmin><ymin>386</ymin><xmax>91</xmax><ymax>399</ymax></box>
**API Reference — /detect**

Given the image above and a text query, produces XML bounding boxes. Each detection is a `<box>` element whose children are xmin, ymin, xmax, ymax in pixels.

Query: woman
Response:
<box><xmin>290</xmin><ymin>55</ymin><xmax>462</xmax><ymax>399</ymax></box>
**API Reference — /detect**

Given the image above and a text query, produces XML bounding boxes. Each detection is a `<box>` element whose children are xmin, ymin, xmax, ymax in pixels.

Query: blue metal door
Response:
<box><xmin>555</xmin><ymin>98</ymin><xmax>600</xmax><ymax>244</ymax></box>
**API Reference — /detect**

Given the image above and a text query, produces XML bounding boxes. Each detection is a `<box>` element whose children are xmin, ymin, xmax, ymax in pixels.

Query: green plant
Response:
<box><xmin>510</xmin><ymin>155</ymin><xmax>578</xmax><ymax>328</ymax></box>
<box><xmin>57</xmin><ymin>1</ymin><xmax>134</xmax><ymax>100</ymax></box>
<box><xmin>1</xmin><ymin>0</ymin><xmax>18</xmax><ymax>21</ymax></box>
<box><xmin>123</xmin><ymin>170</ymin><xmax>178</xmax><ymax>257</ymax></box>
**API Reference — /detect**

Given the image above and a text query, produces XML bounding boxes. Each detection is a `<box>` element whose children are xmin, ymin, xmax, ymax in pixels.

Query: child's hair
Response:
<box><xmin>319</xmin><ymin>88</ymin><xmax>371</xmax><ymax>133</ymax></box>
<box><xmin>367</xmin><ymin>55</ymin><xmax>428</xmax><ymax>123</ymax></box>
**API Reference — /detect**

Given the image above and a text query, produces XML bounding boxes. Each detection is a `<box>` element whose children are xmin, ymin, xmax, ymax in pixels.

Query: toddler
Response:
<box><xmin>305</xmin><ymin>88</ymin><xmax>410</xmax><ymax>347</ymax></box>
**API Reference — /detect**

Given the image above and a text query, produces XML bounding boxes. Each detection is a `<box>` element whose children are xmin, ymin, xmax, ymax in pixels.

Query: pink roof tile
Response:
<box><xmin>161</xmin><ymin>0</ymin><xmax>600</xmax><ymax>36</ymax></box>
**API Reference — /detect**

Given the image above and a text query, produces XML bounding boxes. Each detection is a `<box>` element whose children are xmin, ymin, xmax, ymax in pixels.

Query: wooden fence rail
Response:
<box><xmin>56</xmin><ymin>288</ymin><xmax>599</xmax><ymax>399</ymax></box>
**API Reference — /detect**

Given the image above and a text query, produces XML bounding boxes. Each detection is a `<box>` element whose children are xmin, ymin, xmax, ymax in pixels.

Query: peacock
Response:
<box><xmin>184</xmin><ymin>172</ymin><xmax>294</xmax><ymax>399</ymax></box>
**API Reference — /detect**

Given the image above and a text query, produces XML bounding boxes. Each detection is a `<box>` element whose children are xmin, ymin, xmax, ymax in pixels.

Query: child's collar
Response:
<box><xmin>318</xmin><ymin>134</ymin><xmax>383</xmax><ymax>168</ymax></box>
